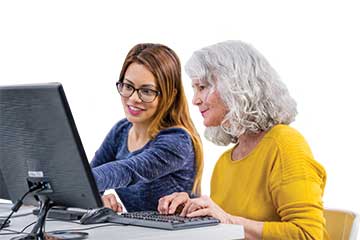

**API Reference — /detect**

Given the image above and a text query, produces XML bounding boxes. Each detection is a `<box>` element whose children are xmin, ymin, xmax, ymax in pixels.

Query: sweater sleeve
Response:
<box><xmin>262</xmin><ymin>133</ymin><xmax>327</xmax><ymax>240</ymax></box>
<box><xmin>91</xmin><ymin>128</ymin><xmax>194</xmax><ymax>192</ymax></box>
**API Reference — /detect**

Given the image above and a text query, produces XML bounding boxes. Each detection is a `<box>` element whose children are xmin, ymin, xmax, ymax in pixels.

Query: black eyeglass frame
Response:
<box><xmin>116</xmin><ymin>81</ymin><xmax>161</xmax><ymax>103</ymax></box>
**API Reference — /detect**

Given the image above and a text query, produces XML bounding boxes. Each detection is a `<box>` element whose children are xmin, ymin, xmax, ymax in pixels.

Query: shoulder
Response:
<box><xmin>213</xmin><ymin>148</ymin><xmax>232</xmax><ymax>169</ymax></box>
<box><xmin>266</xmin><ymin>124</ymin><xmax>305</xmax><ymax>143</ymax></box>
<box><xmin>267</xmin><ymin>125</ymin><xmax>326</xmax><ymax>186</ymax></box>
<box><xmin>265</xmin><ymin>124</ymin><xmax>312</xmax><ymax>159</ymax></box>
<box><xmin>107</xmin><ymin>118</ymin><xmax>131</xmax><ymax>136</ymax></box>
<box><xmin>211</xmin><ymin>148</ymin><xmax>233</xmax><ymax>182</ymax></box>
<box><xmin>156</xmin><ymin>127</ymin><xmax>192</xmax><ymax>142</ymax></box>
<box><xmin>217</xmin><ymin>148</ymin><xmax>232</xmax><ymax>161</ymax></box>
<box><xmin>104</xmin><ymin>118</ymin><xmax>131</xmax><ymax>144</ymax></box>
<box><xmin>112</xmin><ymin>118</ymin><xmax>131</xmax><ymax>132</ymax></box>
<box><xmin>151</xmin><ymin>127</ymin><xmax>194</xmax><ymax>151</ymax></box>
<box><xmin>265</xmin><ymin>124</ymin><xmax>312</xmax><ymax>156</ymax></box>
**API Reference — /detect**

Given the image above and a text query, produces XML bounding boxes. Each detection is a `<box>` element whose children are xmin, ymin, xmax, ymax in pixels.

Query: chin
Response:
<box><xmin>203</xmin><ymin>118</ymin><xmax>222</xmax><ymax>127</ymax></box>
<box><xmin>126</xmin><ymin>113</ymin><xmax>154</xmax><ymax>126</ymax></box>
<box><xmin>125</xmin><ymin>114</ymin><xmax>141</xmax><ymax>123</ymax></box>
<box><xmin>203</xmin><ymin>120</ymin><xmax>215</xmax><ymax>127</ymax></box>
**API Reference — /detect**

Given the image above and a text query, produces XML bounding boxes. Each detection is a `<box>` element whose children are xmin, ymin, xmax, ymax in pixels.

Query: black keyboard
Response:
<box><xmin>107</xmin><ymin>211</ymin><xmax>220</xmax><ymax>230</ymax></box>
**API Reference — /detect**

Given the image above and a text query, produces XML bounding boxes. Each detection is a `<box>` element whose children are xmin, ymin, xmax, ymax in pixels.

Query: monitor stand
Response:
<box><xmin>32</xmin><ymin>207</ymin><xmax>86</xmax><ymax>221</ymax></box>
<box><xmin>11</xmin><ymin>188</ymin><xmax>88</xmax><ymax>240</ymax></box>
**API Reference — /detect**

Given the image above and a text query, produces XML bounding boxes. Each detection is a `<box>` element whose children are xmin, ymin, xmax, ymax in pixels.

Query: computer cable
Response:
<box><xmin>0</xmin><ymin>227</ymin><xmax>24</xmax><ymax>236</ymax></box>
<box><xmin>0</xmin><ymin>220</ymin><xmax>36</xmax><ymax>236</ymax></box>
<box><xmin>0</xmin><ymin>219</ymin><xmax>55</xmax><ymax>237</ymax></box>
<box><xmin>0</xmin><ymin>214</ymin><xmax>93</xmax><ymax>237</ymax></box>
<box><xmin>0</xmin><ymin>221</ymin><xmax>122</xmax><ymax>237</ymax></box>
<box><xmin>46</xmin><ymin>223</ymin><xmax>122</xmax><ymax>233</ymax></box>
<box><xmin>19</xmin><ymin>220</ymin><xmax>37</xmax><ymax>234</ymax></box>
<box><xmin>0</xmin><ymin>218</ymin><xmax>57</xmax><ymax>236</ymax></box>
<box><xmin>0</xmin><ymin>231</ymin><xmax>23</xmax><ymax>237</ymax></box>
<box><xmin>0</xmin><ymin>211</ymin><xmax>34</xmax><ymax>219</ymax></box>
<box><xmin>0</xmin><ymin>183</ymin><xmax>45</xmax><ymax>231</ymax></box>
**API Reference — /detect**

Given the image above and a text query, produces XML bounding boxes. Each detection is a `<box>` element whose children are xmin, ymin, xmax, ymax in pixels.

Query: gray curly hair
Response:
<box><xmin>185</xmin><ymin>40</ymin><xmax>297</xmax><ymax>146</ymax></box>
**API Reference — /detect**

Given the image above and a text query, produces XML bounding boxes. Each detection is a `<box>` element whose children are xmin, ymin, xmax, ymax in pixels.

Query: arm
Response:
<box><xmin>260</xmin><ymin>131</ymin><xmax>327</xmax><ymax>240</ymax></box>
<box><xmin>157</xmin><ymin>192</ymin><xmax>264</xmax><ymax>239</ymax></box>
<box><xmin>262</xmin><ymin>178</ymin><xmax>326</xmax><ymax>239</ymax></box>
<box><xmin>180</xmin><ymin>178</ymin><xmax>325</xmax><ymax>240</ymax></box>
<box><xmin>92</xmin><ymin>128</ymin><xmax>194</xmax><ymax>192</ymax></box>
<box><xmin>181</xmin><ymin>196</ymin><xmax>264</xmax><ymax>240</ymax></box>
<box><xmin>180</xmin><ymin>138</ymin><xmax>327</xmax><ymax>239</ymax></box>
<box><xmin>219</xmin><ymin>179</ymin><xmax>326</xmax><ymax>240</ymax></box>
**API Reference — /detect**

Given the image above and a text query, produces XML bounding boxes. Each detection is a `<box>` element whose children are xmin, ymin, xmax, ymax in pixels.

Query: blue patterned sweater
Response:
<box><xmin>91</xmin><ymin>119</ymin><xmax>196</xmax><ymax>212</ymax></box>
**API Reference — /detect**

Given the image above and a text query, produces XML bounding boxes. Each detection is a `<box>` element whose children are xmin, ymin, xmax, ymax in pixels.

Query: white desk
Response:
<box><xmin>0</xmin><ymin>204</ymin><xmax>244</xmax><ymax>240</ymax></box>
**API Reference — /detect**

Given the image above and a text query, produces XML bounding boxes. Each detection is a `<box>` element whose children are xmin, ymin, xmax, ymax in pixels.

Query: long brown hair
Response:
<box><xmin>119</xmin><ymin>43</ymin><xmax>203</xmax><ymax>195</ymax></box>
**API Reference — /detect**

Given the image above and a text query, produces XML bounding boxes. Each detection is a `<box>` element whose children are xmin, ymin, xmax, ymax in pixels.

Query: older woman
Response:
<box><xmin>158</xmin><ymin>40</ymin><xmax>328</xmax><ymax>240</ymax></box>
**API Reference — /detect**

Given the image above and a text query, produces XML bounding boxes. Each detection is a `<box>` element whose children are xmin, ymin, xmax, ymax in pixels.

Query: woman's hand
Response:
<box><xmin>102</xmin><ymin>193</ymin><xmax>123</xmax><ymax>212</ymax></box>
<box><xmin>158</xmin><ymin>192</ymin><xmax>190</xmax><ymax>215</ymax></box>
<box><xmin>182</xmin><ymin>195</ymin><xmax>233</xmax><ymax>224</ymax></box>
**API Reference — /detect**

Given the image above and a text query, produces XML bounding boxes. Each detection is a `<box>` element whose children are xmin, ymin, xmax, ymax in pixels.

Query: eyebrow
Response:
<box><xmin>123</xmin><ymin>78</ymin><xmax>157</xmax><ymax>88</ymax></box>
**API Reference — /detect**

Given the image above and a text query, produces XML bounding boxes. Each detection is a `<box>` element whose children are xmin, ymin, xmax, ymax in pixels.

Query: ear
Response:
<box><xmin>173</xmin><ymin>89</ymin><xmax>178</xmax><ymax>96</ymax></box>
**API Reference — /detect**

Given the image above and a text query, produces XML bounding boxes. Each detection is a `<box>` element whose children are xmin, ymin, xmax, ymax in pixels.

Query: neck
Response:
<box><xmin>231</xmin><ymin>131</ymin><xmax>267</xmax><ymax>161</ymax></box>
<box><xmin>127</xmin><ymin>122</ymin><xmax>151</xmax><ymax>152</ymax></box>
<box><xmin>130</xmin><ymin>122</ymin><xmax>150</xmax><ymax>141</ymax></box>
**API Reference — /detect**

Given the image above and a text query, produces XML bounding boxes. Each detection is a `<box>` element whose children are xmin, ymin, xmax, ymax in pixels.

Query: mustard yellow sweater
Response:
<box><xmin>211</xmin><ymin>125</ymin><xmax>328</xmax><ymax>239</ymax></box>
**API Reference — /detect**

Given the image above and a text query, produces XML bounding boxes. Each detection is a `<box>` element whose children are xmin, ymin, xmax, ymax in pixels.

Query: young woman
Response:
<box><xmin>91</xmin><ymin>43</ymin><xmax>203</xmax><ymax>212</ymax></box>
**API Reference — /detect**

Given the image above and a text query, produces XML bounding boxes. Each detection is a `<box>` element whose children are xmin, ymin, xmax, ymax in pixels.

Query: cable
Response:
<box><xmin>0</xmin><ymin>211</ymin><xmax>34</xmax><ymax>219</ymax></box>
<box><xmin>0</xmin><ymin>183</ymin><xmax>45</xmax><ymax>231</ymax></box>
<box><xmin>0</xmin><ymin>223</ymin><xmax>123</xmax><ymax>237</ymax></box>
<box><xmin>19</xmin><ymin>221</ymin><xmax>36</xmax><ymax>233</ymax></box>
<box><xmin>46</xmin><ymin>223</ymin><xmax>123</xmax><ymax>233</ymax></box>
<box><xmin>0</xmin><ymin>218</ymin><xmax>126</xmax><ymax>237</ymax></box>
<box><xmin>0</xmin><ymin>228</ymin><xmax>24</xmax><ymax>236</ymax></box>
<box><xmin>0</xmin><ymin>213</ymin><xmax>79</xmax><ymax>236</ymax></box>
<box><xmin>0</xmin><ymin>232</ymin><xmax>24</xmax><ymax>236</ymax></box>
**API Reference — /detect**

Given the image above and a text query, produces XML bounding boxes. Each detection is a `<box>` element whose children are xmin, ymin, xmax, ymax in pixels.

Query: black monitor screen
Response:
<box><xmin>0</xmin><ymin>83</ymin><xmax>102</xmax><ymax>209</ymax></box>
<box><xmin>0</xmin><ymin>169</ymin><xmax>10</xmax><ymax>200</ymax></box>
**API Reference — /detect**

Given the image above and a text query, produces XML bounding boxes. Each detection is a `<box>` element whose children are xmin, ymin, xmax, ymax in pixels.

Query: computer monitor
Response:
<box><xmin>0</xmin><ymin>83</ymin><xmax>103</xmax><ymax>239</ymax></box>
<box><xmin>0</xmin><ymin>169</ymin><xmax>10</xmax><ymax>200</ymax></box>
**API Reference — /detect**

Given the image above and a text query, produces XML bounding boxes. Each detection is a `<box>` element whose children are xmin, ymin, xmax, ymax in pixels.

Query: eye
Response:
<box><xmin>192</xmin><ymin>83</ymin><xmax>209</xmax><ymax>93</ymax></box>
<box><xmin>140</xmin><ymin>88</ymin><xmax>156</xmax><ymax>96</ymax></box>
<box><xmin>123</xmin><ymin>83</ymin><xmax>134</xmax><ymax>90</ymax></box>
<box><xmin>198</xmin><ymin>84</ymin><xmax>208</xmax><ymax>91</ymax></box>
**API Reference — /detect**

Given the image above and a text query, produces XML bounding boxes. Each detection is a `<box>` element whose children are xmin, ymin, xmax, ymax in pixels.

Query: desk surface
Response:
<box><xmin>0</xmin><ymin>203</ymin><xmax>244</xmax><ymax>240</ymax></box>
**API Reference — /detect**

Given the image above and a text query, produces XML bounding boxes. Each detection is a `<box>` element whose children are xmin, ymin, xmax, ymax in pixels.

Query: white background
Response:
<box><xmin>1</xmin><ymin>0</ymin><xmax>359</xmax><ymax>232</ymax></box>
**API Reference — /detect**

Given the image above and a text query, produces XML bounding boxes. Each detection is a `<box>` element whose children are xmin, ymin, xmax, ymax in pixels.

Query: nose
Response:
<box><xmin>192</xmin><ymin>92</ymin><xmax>202</xmax><ymax>106</ymax></box>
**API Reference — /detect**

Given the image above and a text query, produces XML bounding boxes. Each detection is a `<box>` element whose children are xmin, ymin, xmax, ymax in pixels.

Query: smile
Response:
<box><xmin>128</xmin><ymin>105</ymin><xmax>145</xmax><ymax>115</ymax></box>
<box><xmin>200</xmin><ymin>109</ymin><xmax>208</xmax><ymax>116</ymax></box>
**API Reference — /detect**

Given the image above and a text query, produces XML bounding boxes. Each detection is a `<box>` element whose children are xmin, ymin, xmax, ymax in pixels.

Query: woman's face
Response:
<box><xmin>192</xmin><ymin>79</ymin><xmax>228</xmax><ymax>127</ymax></box>
<box><xmin>121</xmin><ymin>63</ymin><xmax>159</xmax><ymax>126</ymax></box>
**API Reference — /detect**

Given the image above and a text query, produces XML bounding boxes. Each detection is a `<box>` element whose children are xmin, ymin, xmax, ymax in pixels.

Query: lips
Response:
<box><xmin>200</xmin><ymin>109</ymin><xmax>209</xmax><ymax>117</ymax></box>
<box><xmin>127</xmin><ymin>105</ymin><xmax>145</xmax><ymax>116</ymax></box>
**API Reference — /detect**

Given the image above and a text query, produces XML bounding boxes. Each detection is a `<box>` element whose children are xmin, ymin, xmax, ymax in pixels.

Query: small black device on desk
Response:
<box><xmin>80</xmin><ymin>207</ymin><xmax>117</xmax><ymax>224</ymax></box>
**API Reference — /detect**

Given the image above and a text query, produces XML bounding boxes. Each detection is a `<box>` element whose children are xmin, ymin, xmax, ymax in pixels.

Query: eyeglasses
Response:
<box><xmin>116</xmin><ymin>82</ymin><xmax>161</xmax><ymax>103</ymax></box>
